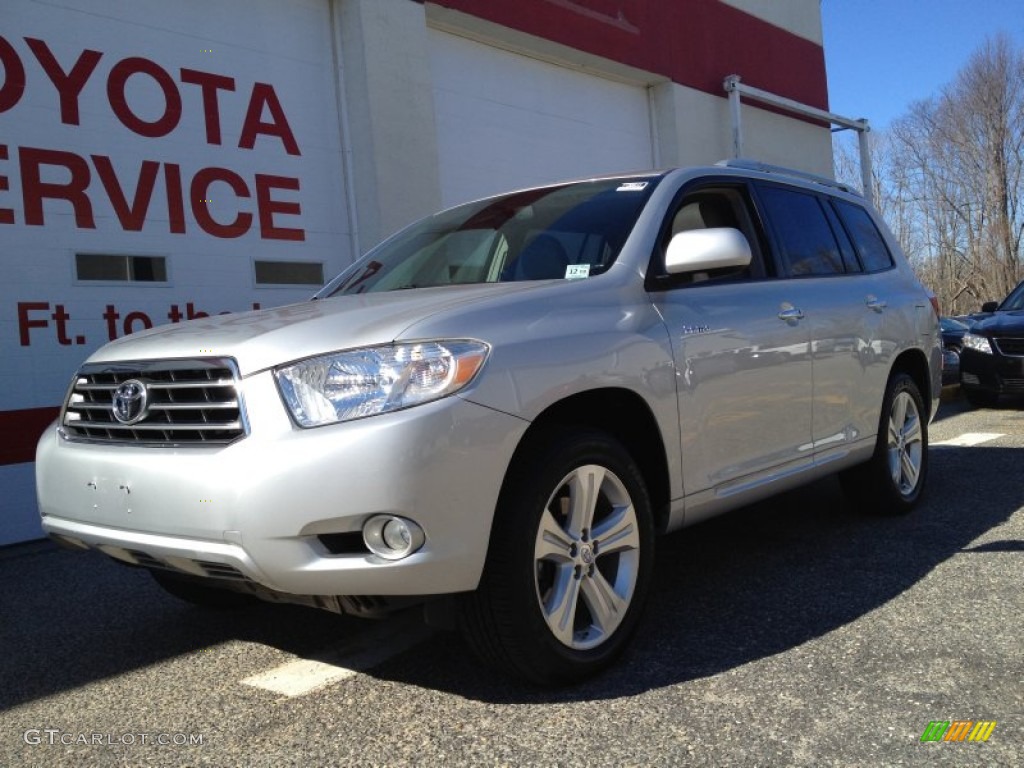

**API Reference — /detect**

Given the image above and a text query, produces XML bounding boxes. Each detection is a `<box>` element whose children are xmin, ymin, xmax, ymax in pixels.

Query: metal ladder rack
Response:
<box><xmin>723</xmin><ymin>74</ymin><xmax>874</xmax><ymax>205</ymax></box>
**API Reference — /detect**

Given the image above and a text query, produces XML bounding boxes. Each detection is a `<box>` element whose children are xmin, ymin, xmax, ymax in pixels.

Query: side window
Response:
<box><xmin>757</xmin><ymin>186</ymin><xmax>844</xmax><ymax>277</ymax></box>
<box><xmin>834</xmin><ymin>200</ymin><xmax>895</xmax><ymax>272</ymax></box>
<box><xmin>658</xmin><ymin>186</ymin><xmax>764</xmax><ymax>284</ymax></box>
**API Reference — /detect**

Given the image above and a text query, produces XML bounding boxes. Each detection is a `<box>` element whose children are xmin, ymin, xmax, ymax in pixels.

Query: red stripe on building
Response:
<box><xmin>428</xmin><ymin>0</ymin><xmax>827</xmax><ymax>110</ymax></box>
<box><xmin>1</xmin><ymin>407</ymin><xmax>60</xmax><ymax>466</ymax></box>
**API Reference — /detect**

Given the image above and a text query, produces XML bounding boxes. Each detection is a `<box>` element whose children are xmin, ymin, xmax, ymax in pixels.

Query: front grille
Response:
<box><xmin>1000</xmin><ymin>377</ymin><xmax>1024</xmax><ymax>391</ymax></box>
<box><xmin>124</xmin><ymin>550</ymin><xmax>252</xmax><ymax>582</ymax></box>
<box><xmin>196</xmin><ymin>561</ymin><xmax>250</xmax><ymax>581</ymax></box>
<box><xmin>993</xmin><ymin>337</ymin><xmax>1024</xmax><ymax>356</ymax></box>
<box><xmin>128</xmin><ymin>550</ymin><xmax>167</xmax><ymax>571</ymax></box>
<box><xmin>62</xmin><ymin>358</ymin><xmax>247</xmax><ymax>445</ymax></box>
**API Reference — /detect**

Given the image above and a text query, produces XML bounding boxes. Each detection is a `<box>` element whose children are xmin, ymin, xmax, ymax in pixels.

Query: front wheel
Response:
<box><xmin>460</xmin><ymin>429</ymin><xmax>654</xmax><ymax>685</ymax></box>
<box><xmin>840</xmin><ymin>372</ymin><xmax>928</xmax><ymax>515</ymax></box>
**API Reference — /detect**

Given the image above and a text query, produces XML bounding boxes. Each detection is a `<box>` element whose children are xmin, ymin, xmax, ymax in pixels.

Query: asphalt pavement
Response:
<box><xmin>1</xmin><ymin>392</ymin><xmax>1021</xmax><ymax>767</ymax></box>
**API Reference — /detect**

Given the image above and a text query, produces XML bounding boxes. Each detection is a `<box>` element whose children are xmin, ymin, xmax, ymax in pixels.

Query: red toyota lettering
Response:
<box><xmin>25</xmin><ymin>37</ymin><xmax>102</xmax><ymax>126</ymax></box>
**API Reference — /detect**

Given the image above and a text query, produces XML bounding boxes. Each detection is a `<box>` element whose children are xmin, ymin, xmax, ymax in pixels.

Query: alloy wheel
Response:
<box><xmin>533</xmin><ymin>464</ymin><xmax>641</xmax><ymax>650</ymax></box>
<box><xmin>886</xmin><ymin>390</ymin><xmax>923</xmax><ymax>497</ymax></box>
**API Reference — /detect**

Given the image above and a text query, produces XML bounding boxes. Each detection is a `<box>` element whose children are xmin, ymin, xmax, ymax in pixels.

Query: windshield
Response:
<box><xmin>317</xmin><ymin>176</ymin><xmax>661</xmax><ymax>297</ymax></box>
<box><xmin>998</xmin><ymin>280</ymin><xmax>1024</xmax><ymax>311</ymax></box>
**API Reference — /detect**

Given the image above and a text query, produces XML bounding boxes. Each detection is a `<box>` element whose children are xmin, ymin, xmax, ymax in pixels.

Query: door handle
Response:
<box><xmin>866</xmin><ymin>295</ymin><xmax>887</xmax><ymax>313</ymax></box>
<box><xmin>778</xmin><ymin>306</ymin><xmax>805</xmax><ymax>322</ymax></box>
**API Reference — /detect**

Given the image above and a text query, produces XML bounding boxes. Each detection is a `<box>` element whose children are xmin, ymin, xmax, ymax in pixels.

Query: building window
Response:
<box><xmin>76</xmin><ymin>254</ymin><xmax>167</xmax><ymax>282</ymax></box>
<box><xmin>254</xmin><ymin>260</ymin><xmax>324</xmax><ymax>286</ymax></box>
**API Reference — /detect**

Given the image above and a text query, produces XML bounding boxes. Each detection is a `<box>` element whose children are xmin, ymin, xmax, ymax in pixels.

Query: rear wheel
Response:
<box><xmin>840</xmin><ymin>372</ymin><xmax>928</xmax><ymax>515</ymax></box>
<box><xmin>460</xmin><ymin>429</ymin><xmax>654</xmax><ymax>685</ymax></box>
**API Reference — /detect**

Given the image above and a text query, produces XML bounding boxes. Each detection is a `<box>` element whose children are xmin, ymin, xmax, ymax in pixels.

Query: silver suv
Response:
<box><xmin>37</xmin><ymin>161</ymin><xmax>942</xmax><ymax>684</ymax></box>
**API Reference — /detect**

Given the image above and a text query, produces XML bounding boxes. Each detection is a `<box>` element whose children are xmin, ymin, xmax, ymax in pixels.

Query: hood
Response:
<box><xmin>87</xmin><ymin>283</ymin><xmax>542</xmax><ymax>375</ymax></box>
<box><xmin>970</xmin><ymin>309</ymin><xmax>1024</xmax><ymax>335</ymax></box>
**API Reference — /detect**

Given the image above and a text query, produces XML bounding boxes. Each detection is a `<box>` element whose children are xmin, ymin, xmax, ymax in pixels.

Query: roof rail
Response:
<box><xmin>716</xmin><ymin>158</ymin><xmax>861</xmax><ymax>197</ymax></box>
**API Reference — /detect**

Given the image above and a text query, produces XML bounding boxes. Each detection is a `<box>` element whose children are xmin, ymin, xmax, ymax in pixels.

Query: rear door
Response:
<box><xmin>751</xmin><ymin>183</ymin><xmax>893</xmax><ymax>461</ymax></box>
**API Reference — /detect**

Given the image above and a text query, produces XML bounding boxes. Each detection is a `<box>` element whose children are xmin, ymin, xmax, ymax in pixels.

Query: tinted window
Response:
<box><xmin>758</xmin><ymin>187</ymin><xmax>843</xmax><ymax>276</ymax></box>
<box><xmin>835</xmin><ymin>200</ymin><xmax>894</xmax><ymax>272</ymax></box>
<box><xmin>823</xmin><ymin>202</ymin><xmax>862</xmax><ymax>273</ymax></box>
<box><xmin>999</xmin><ymin>280</ymin><xmax>1024</xmax><ymax>311</ymax></box>
<box><xmin>655</xmin><ymin>187</ymin><xmax>763</xmax><ymax>285</ymax></box>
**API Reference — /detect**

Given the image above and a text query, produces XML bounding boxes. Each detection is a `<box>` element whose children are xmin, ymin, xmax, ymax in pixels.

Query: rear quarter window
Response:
<box><xmin>834</xmin><ymin>200</ymin><xmax>894</xmax><ymax>272</ymax></box>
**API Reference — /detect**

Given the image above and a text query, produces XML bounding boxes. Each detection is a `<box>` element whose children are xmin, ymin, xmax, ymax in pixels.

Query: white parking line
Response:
<box><xmin>932</xmin><ymin>432</ymin><xmax>1005</xmax><ymax>447</ymax></box>
<box><xmin>242</xmin><ymin>617</ymin><xmax>433</xmax><ymax>697</ymax></box>
<box><xmin>244</xmin><ymin>657</ymin><xmax>360</xmax><ymax>696</ymax></box>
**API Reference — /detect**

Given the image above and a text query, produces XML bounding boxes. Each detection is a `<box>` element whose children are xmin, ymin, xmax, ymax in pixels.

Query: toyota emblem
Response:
<box><xmin>112</xmin><ymin>379</ymin><xmax>149</xmax><ymax>425</ymax></box>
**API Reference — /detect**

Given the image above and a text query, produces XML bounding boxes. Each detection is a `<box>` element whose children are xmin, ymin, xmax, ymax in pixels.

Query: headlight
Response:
<box><xmin>961</xmin><ymin>333</ymin><xmax>993</xmax><ymax>354</ymax></box>
<box><xmin>275</xmin><ymin>340</ymin><xmax>490</xmax><ymax>427</ymax></box>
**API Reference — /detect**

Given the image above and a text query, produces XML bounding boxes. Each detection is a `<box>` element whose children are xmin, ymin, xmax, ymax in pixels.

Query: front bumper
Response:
<box><xmin>36</xmin><ymin>371</ymin><xmax>528</xmax><ymax>597</ymax></box>
<box><xmin>959</xmin><ymin>349</ymin><xmax>1024</xmax><ymax>394</ymax></box>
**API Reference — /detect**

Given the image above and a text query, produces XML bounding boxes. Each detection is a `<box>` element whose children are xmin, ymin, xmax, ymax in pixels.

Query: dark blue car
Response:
<box><xmin>939</xmin><ymin>316</ymin><xmax>970</xmax><ymax>386</ymax></box>
<box><xmin>959</xmin><ymin>280</ymin><xmax>1024</xmax><ymax>406</ymax></box>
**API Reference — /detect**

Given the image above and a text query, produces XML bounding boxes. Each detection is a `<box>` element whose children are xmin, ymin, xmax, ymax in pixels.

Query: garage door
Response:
<box><xmin>429</xmin><ymin>29</ymin><xmax>655</xmax><ymax>207</ymax></box>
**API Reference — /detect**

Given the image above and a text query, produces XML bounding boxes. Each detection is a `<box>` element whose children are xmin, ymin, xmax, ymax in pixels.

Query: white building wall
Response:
<box><xmin>424</xmin><ymin>4</ymin><xmax>832</xmax><ymax>190</ymax></box>
<box><xmin>719</xmin><ymin>0</ymin><xmax>824</xmax><ymax>44</ymax></box>
<box><xmin>429</xmin><ymin>29</ymin><xmax>655</xmax><ymax>207</ymax></box>
<box><xmin>337</xmin><ymin>0</ymin><xmax>442</xmax><ymax>249</ymax></box>
<box><xmin>651</xmin><ymin>82</ymin><xmax>834</xmax><ymax>174</ymax></box>
<box><xmin>1</xmin><ymin>0</ymin><xmax>353</xmax><ymax>544</ymax></box>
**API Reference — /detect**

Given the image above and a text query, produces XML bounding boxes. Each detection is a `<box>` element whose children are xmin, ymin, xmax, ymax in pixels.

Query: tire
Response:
<box><xmin>963</xmin><ymin>388</ymin><xmax>997</xmax><ymax>408</ymax></box>
<box><xmin>150</xmin><ymin>570</ymin><xmax>256</xmax><ymax>609</ymax></box>
<box><xmin>840</xmin><ymin>372</ymin><xmax>928</xmax><ymax>515</ymax></box>
<box><xmin>460</xmin><ymin>429</ymin><xmax>654</xmax><ymax>685</ymax></box>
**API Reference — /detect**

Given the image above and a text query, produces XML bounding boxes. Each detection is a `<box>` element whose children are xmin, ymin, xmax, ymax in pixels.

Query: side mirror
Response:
<box><xmin>665</xmin><ymin>228</ymin><xmax>752</xmax><ymax>275</ymax></box>
<box><xmin>981</xmin><ymin>301</ymin><xmax>998</xmax><ymax>313</ymax></box>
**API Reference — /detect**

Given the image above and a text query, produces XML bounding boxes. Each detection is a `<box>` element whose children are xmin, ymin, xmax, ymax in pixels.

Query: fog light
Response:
<box><xmin>363</xmin><ymin>515</ymin><xmax>425</xmax><ymax>560</ymax></box>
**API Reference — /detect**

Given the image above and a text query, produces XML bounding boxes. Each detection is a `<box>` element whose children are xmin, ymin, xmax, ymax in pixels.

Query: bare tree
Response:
<box><xmin>835</xmin><ymin>128</ymin><xmax>922</xmax><ymax>267</ymax></box>
<box><xmin>835</xmin><ymin>34</ymin><xmax>1024</xmax><ymax>314</ymax></box>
